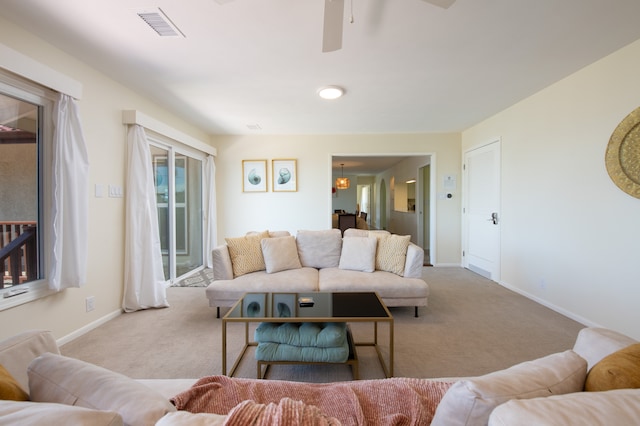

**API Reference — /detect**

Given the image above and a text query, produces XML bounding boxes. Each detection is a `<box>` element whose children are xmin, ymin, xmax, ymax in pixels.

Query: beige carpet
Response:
<box><xmin>61</xmin><ymin>267</ymin><xmax>585</xmax><ymax>382</ymax></box>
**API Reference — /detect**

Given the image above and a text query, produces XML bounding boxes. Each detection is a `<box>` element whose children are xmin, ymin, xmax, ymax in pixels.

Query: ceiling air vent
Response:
<box><xmin>137</xmin><ymin>8</ymin><xmax>185</xmax><ymax>37</ymax></box>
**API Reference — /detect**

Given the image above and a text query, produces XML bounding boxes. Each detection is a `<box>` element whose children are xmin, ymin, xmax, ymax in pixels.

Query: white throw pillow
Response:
<box><xmin>261</xmin><ymin>236</ymin><xmax>302</xmax><ymax>273</ymax></box>
<box><xmin>28</xmin><ymin>353</ymin><xmax>176</xmax><ymax>426</ymax></box>
<box><xmin>338</xmin><ymin>236</ymin><xmax>377</xmax><ymax>272</ymax></box>
<box><xmin>488</xmin><ymin>389</ymin><xmax>640</xmax><ymax>426</ymax></box>
<box><xmin>431</xmin><ymin>350</ymin><xmax>587</xmax><ymax>426</ymax></box>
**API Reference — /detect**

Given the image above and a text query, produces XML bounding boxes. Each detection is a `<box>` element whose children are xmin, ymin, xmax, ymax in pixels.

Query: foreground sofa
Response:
<box><xmin>1</xmin><ymin>327</ymin><xmax>639</xmax><ymax>425</ymax></box>
<box><xmin>206</xmin><ymin>229</ymin><xmax>429</xmax><ymax>317</ymax></box>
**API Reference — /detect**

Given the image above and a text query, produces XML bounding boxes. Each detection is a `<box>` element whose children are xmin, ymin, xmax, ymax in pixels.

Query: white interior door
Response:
<box><xmin>463</xmin><ymin>140</ymin><xmax>501</xmax><ymax>281</ymax></box>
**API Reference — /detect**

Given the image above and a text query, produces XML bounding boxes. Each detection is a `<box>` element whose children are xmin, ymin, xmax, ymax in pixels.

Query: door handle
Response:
<box><xmin>487</xmin><ymin>212</ymin><xmax>499</xmax><ymax>225</ymax></box>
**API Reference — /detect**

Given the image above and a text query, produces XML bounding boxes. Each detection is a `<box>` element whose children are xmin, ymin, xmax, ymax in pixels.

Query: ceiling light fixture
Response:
<box><xmin>318</xmin><ymin>86</ymin><xmax>345</xmax><ymax>100</ymax></box>
<box><xmin>335</xmin><ymin>163</ymin><xmax>350</xmax><ymax>189</ymax></box>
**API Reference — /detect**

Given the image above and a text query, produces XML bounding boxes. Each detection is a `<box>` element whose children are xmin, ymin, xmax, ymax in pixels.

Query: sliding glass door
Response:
<box><xmin>149</xmin><ymin>142</ymin><xmax>203</xmax><ymax>283</ymax></box>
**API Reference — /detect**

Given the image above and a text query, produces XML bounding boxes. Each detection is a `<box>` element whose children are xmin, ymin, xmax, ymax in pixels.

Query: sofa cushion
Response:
<box><xmin>255</xmin><ymin>322</ymin><xmax>348</xmax><ymax>348</ymax></box>
<box><xmin>318</xmin><ymin>268</ymin><xmax>429</xmax><ymax>302</ymax></box>
<box><xmin>225</xmin><ymin>230</ymin><xmax>270</xmax><ymax>277</ymax></box>
<box><xmin>488</xmin><ymin>388</ymin><xmax>640</xmax><ymax>426</ymax></box>
<box><xmin>0</xmin><ymin>330</ymin><xmax>60</xmax><ymax>393</ymax></box>
<box><xmin>338</xmin><ymin>236</ymin><xmax>377</xmax><ymax>272</ymax></box>
<box><xmin>206</xmin><ymin>268</ymin><xmax>319</xmax><ymax>305</ymax></box>
<box><xmin>431</xmin><ymin>350</ymin><xmax>587</xmax><ymax>426</ymax></box>
<box><xmin>0</xmin><ymin>364</ymin><xmax>29</xmax><ymax>401</ymax></box>
<box><xmin>28</xmin><ymin>353</ymin><xmax>175</xmax><ymax>426</ymax></box>
<box><xmin>0</xmin><ymin>400</ymin><xmax>123</xmax><ymax>426</ymax></box>
<box><xmin>248</xmin><ymin>230</ymin><xmax>290</xmax><ymax>238</ymax></box>
<box><xmin>585</xmin><ymin>343</ymin><xmax>640</xmax><ymax>391</ymax></box>
<box><xmin>295</xmin><ymin>229</ymin><xmax>342</xmax><ymax>269</ymax></box>
<box><xmin>343</xmin><ymin>229</ymin><xmax>391</xmax><ymax>239</ymax></box>
<box><xmin>572</xmin><ymin>327</ymin><xmax>637</xmax><ymax>371</ymax></box>
<box><xmin>261</xmin><ymin>236</ymin><xmax>302</xmax><ymax>273</ymax></box>
<box><xmin>375</xmin><ymin>234</ymin><xmax>410</xmax><ymax>276</ymax></box>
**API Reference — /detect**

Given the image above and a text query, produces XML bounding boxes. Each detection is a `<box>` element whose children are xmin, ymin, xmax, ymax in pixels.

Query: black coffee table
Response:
<box><xmin>222</xmin><ymin>292</ymin><xmax>394</xmax><ymax>378</ymax></box>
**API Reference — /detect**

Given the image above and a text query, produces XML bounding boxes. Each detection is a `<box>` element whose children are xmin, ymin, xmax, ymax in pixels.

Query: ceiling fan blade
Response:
<box><xmin>421</xmin><ymin>0</ymin><xmax>456</xmax><ymax>9</ymax></box>
<box><xmin>322</xmin><ymin>0</ymin><xmax>344</xmax><ymax>52</ymax></box>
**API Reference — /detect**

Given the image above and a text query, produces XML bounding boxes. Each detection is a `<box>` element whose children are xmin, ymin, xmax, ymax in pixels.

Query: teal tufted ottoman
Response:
<box><xmin>254</xmin><ymin>322</ymin><xmax>358</xmax><ymax>379</ymax></box>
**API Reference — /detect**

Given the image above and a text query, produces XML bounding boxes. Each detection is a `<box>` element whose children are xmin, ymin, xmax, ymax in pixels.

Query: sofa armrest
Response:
<box><xmin>403</xmin><ymin>243</ymin><xmax>424</xmax><ymax>278</ymax></box>
<box><xmin>0</xmin><ymin>330</ymin><xmax>60</xmax><ymax>393</ymax></box>
<box><xmin>211</xmin><ymin>245</ymin><xmax>233</xmax><ymax>280</ymax></box>
<box><xmin>572</xmin><ymin>327</ymin><xmax>637</xmax><ymax>371</ymax></box>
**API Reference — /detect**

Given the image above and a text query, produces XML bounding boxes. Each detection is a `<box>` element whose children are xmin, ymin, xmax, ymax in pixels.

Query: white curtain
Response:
<box><xmin>203</xmin><ymin>155</ymin><xmax>217</xmax><ymax>268</ymax></box>
<box><xmin>122</xmin><ymin>125</ymin><xmax>169</xmax><ymax>312</ymax></box>
<box><xmin>49</xmin><ymin>94</ymin><xmax>89</xmax><ymax>291</ymax></box>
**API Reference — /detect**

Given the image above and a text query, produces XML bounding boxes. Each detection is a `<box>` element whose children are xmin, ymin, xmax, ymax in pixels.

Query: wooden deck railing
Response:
<box><xmin>0</xmin><ymin>222</ymin><xmax>37</xmax><ymax>289</ymax></box>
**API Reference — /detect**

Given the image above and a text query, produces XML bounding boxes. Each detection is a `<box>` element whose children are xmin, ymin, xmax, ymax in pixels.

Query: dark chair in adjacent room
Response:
<box><xmin>338</xmin><ymin>214</ymin><xmax>357</xmax><ymax>235</ymax></box>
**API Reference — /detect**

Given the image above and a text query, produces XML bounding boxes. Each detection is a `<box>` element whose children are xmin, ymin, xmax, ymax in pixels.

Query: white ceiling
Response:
<box><xmin>2</xmin><ymin>0</ymin><xmax>640</xmax><ymax>137</ymax></box>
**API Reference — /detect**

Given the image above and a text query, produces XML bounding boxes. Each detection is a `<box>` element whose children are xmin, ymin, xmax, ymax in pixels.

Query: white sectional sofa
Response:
<box><xmin>1</xmin><ymin>327</ymin><xmax>638</xmax><ymax>425</ymax></box>
<box><xmin>205</xmin><ymin>228</ymin><xmax>429</xmax><ymax>318</ymax></box>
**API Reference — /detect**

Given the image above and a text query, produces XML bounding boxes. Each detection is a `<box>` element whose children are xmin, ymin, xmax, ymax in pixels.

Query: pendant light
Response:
<box><xmin>335</xmin><ymin>163</ymin><xmax>350</xmax><ymax>189</ymax></box>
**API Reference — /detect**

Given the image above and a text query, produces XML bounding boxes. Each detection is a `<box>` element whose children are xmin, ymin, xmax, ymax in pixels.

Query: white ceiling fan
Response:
<box><xmin>323</xmin><ymin>0</ymin><xmax>456</xmax><ymax>52</ymax></box>
<box><xmin>214</xmin><ymin>0</ymin><xmax>456</xmax><ymax>52</ymax></box>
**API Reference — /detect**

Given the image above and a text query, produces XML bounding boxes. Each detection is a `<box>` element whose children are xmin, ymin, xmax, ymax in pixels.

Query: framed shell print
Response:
<box><xmin>242</xmin><ymin>160</ymin><xmax>267</xmax><ymax>192</ymax></box>
<box><xmin>272</xmin><ymin>159</ymin><xmax>297</xmax><ymax>192</ymax></box>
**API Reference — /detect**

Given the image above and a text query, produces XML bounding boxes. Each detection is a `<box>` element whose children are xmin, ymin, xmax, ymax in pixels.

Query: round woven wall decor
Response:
<box><xmin>605</xmin><ymin>106</ymin><xmax>640</xmax><ymax>199</ymax></box>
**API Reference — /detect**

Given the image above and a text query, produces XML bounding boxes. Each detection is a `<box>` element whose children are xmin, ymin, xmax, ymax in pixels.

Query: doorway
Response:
<box><xmin>331</xmin><ymin>154</ymin><xmax>434</xmax><ymax>260</ymax></box>
<box><xmin>379</xmin><ymin>180</ymin><xmax>387</xmax><ymax>230</ymax></box>
<box><xmin>420</xmin><ymin>164</ymin><xmax>431</xmax><ymax>265</ymax></box>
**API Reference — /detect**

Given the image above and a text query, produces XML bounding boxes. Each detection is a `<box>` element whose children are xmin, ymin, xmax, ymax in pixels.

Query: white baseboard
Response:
<box><xmin>498</xmin><ymin>279</ymin><xmax>601</xmax><ymax>328</ymax></box>
<box><xmin>57</xmin><ymin>309</ymin><xmax>122</xmax><ymax>346</ymax></box>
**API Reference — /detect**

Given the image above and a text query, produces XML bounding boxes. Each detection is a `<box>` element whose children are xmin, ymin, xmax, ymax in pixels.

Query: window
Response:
<box><xmin>0</xmin><ymin>71</ymin><xmax>55</xmax><ymax>307</ymax></box>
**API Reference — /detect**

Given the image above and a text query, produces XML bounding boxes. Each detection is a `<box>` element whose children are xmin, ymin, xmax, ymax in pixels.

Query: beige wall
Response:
<box><xmin>0</xmin><ymin>17</ymin><xmax>210</xmax><ymax>341</ymax></box>
<box><xmin>211</xmin><ymin>134</ymin><xmax>462</xmax><ymax>265</ymax></box>
<box><xmin>462</xmin><ymin>39</ymin><xmax>640</xmax><ymax>340</ymax></box>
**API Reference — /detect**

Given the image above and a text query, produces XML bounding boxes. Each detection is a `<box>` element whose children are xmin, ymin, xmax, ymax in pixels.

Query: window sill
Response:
<box><xmin>0</xmin><ymin>280</ymin><xmax>57</xmax><ymax>311</ymax></box>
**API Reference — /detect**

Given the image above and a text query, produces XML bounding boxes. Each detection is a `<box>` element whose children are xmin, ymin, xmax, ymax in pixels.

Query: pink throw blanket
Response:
<box><xmin>225</xmin><ymin>398</ymin><xmax>340</xmax><ymax>425</ymax></box>
<box><xmin>171</xmin><ymin>376</ymin><xmax>454</xmax><ymax>425</ymax></box>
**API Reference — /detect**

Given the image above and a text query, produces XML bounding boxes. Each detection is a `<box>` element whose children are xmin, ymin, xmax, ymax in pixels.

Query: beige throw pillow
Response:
<box><xmin>0</xmin><ymin>364</ymin><xmax>29</xmax><ymax>401</ymax></box>
<box><xmin>431</xmin><ymin>350</ymin><xmax>587</xmax><ymax>426</ymax></box>
<box><xmin>375</xmin><ymin>234</ymin><xmax>411</xmax><ymax>276</ymax></box>
<box><xmin>225</xmin><ymin>230</ymin><xmax>270</xmax><ymax>277</ymax></box>
<box><xmin>338</xmin><ymin>236</ymin><xmax>377</xmax><ymax>272</ymax></box>
<box><xmin>28</xmin><ymin>353</ymin><xmax>176</xmax><ymax>426</ymax></box>
<box><xmin>261</xmin><ymin>236</ymin><xmax>302</xmax><ymax>273</ymax></box>
<box><xmin>585</xmin><ymin>343</ymin><xmax>640</xmax><ymax>391</ymax></box>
